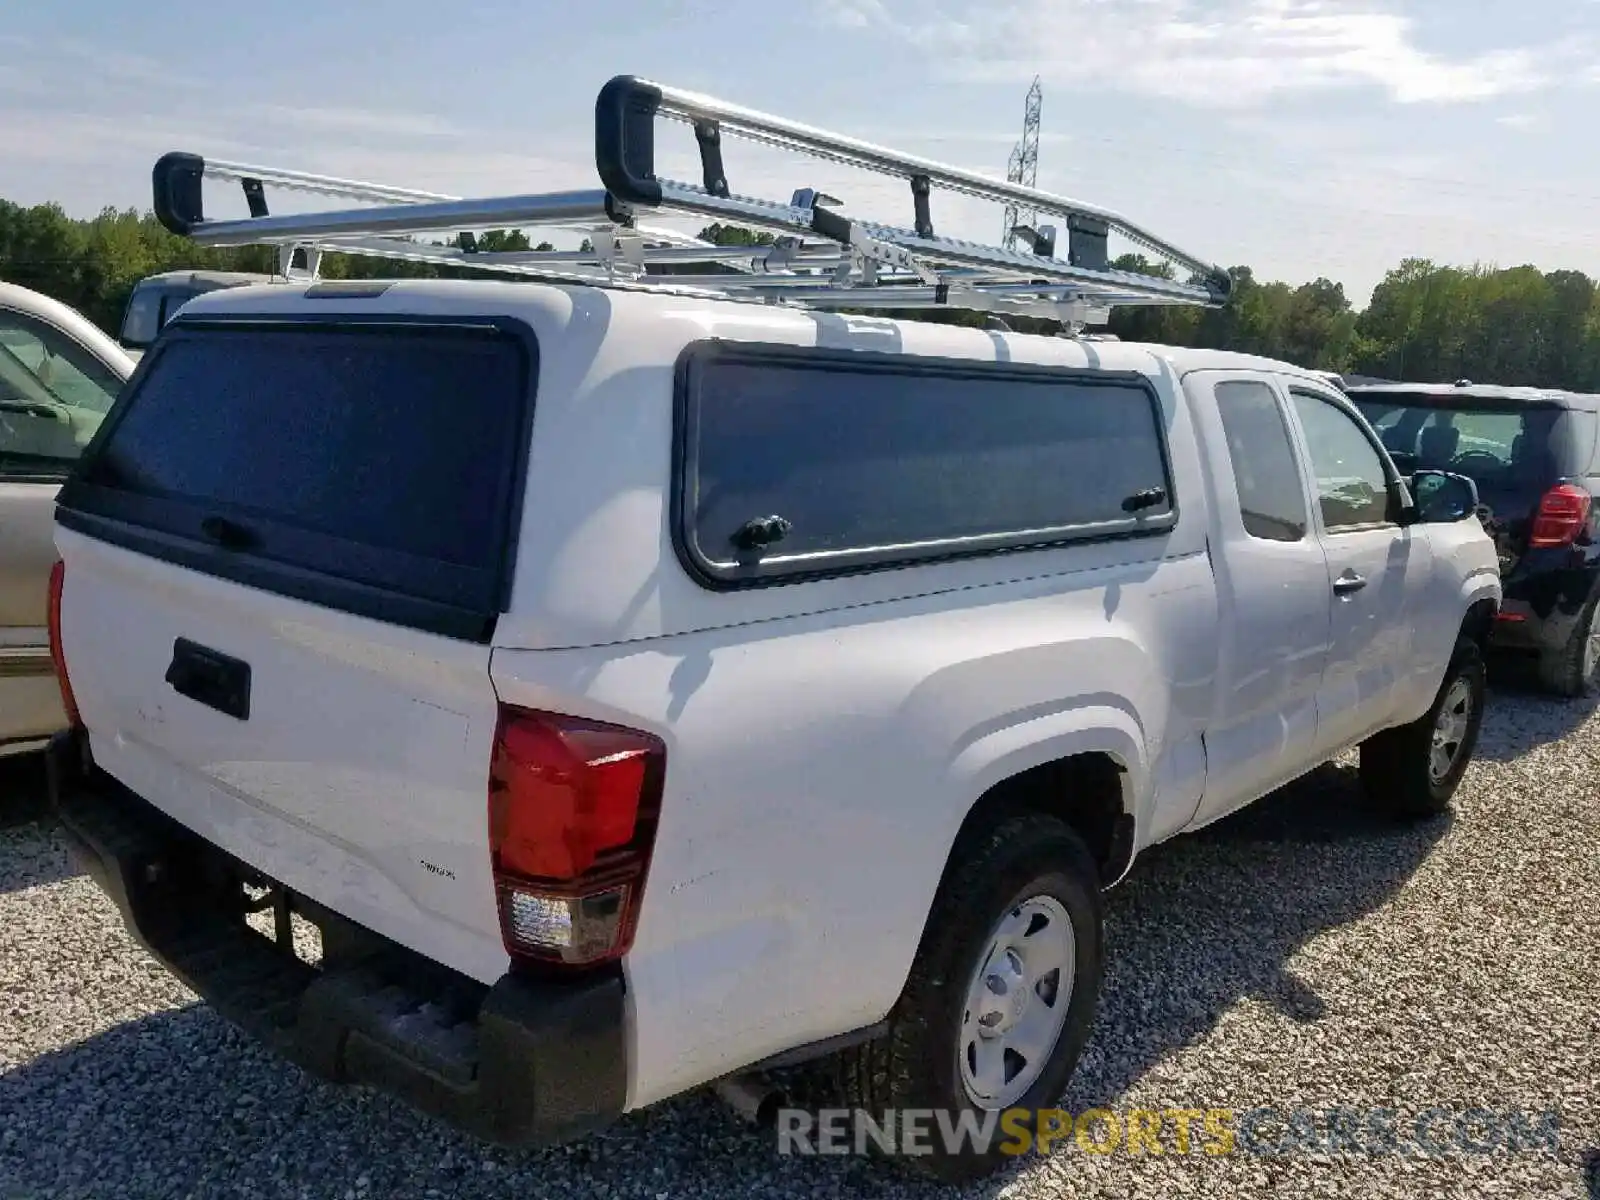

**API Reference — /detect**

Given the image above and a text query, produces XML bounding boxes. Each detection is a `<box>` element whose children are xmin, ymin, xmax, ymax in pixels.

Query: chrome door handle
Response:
<box><xmin>1332</xmin><ymin>571</ymin><xmax>1367</xmax><ymax>597</ymax></box>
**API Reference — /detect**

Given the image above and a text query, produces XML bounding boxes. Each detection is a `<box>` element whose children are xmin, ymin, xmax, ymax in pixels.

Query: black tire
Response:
<box><xmin>835</xmin><ymin>812</ymin><xmax>1104</xmax><ymax>1185</ymax></box>
<box><xmin>1359</xmin><ymin>638</ymin><xmax>1486</xmax><ymax>819</ymax></box>
<box><xmin>1536</xmin><ymin>592</ymin><xmax>1600</xmax><ymax>699</ymax></box>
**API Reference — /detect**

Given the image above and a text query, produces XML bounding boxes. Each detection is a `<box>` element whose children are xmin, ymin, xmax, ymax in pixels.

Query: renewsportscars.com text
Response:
<box><xmin>776</xmin><ymin>1105</ymin><xmax>1564</xmax><ymax>1159</ymax></box>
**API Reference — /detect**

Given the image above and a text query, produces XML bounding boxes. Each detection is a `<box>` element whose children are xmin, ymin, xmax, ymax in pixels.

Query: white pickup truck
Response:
<box><xmin>46</xmin><ymin>81</ymin><xmax>1501</xmax><ymax>1185</ymax></box>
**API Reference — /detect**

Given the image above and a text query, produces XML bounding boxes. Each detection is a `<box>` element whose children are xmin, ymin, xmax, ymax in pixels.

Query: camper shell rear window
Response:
<box><xmin>56</xmin><ymin>317</ymin><xmax>537</xmax><ymax>642</ymax></box>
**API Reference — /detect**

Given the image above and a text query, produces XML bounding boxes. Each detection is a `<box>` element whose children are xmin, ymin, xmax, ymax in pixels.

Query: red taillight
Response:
<box><xmin>1528</xmin><ymin>483</ymin><xmax>1592</xmax><ymax>549</ymax></box>
<box><xmin>488</xmin><ymin>706</ymin><xmax>665</xmax><ymax>968</ymax></box>
<box><xmin>47</xmin><ymin>560</ymin><xmax>81</xmax><ymax>729</ymax></box>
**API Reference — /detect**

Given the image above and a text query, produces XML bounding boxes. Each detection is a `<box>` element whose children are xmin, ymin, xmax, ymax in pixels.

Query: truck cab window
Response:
<box><xmin>1214</xmin><ymin>379</ymin><xmax>1309</xmax><ymax>542</ymax></box>
<box><xmin>1290</xmin><ymin>390</ymin><xmax>1393</xmax><ymax>531</ymax></box>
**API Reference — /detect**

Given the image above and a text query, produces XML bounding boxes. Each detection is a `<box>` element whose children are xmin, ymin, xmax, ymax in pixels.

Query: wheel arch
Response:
<box><xmin>947</xmin><ymin>750</ymin><xmax>1136</xmax><ymax>889</ymax></box>
<box><xmin>935</xmin><ymin>705</ymin><xmax>1150</xmax><ymax>905</ymax></box>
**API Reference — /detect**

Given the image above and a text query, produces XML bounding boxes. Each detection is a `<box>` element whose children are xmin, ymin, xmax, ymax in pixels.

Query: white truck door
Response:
<box><xmin>1284</xmin><ymin>382</ymin><xmax>1431</xmax><ymax>756</ymax></box>
<box><xmin>1184</xmin><ymin>373</ymin><xmax>1334</xmax><ymax>826</ymax></box>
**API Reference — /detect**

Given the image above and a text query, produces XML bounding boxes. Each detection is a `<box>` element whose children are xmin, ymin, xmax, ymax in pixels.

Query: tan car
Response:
<box><xmin>0</xmin><ymin>282</ymin><xmax>134</xmax><ymax>757</ymax></box>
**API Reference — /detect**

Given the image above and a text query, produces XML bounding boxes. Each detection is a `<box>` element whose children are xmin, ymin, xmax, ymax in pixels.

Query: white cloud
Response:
<box><xmin>820</xmin><ymin>0</ymin><xmax>1584</xmax><ymax>108</ymax></box>
<box><xmin>249</xmin><ymin>106</ymin><xmax>469</xmax><ymax>141</ymax></box>
<box><xmin>819</xmin><ymin>0</ymin><xmax>894</xmax><ymax>28</ymax></box>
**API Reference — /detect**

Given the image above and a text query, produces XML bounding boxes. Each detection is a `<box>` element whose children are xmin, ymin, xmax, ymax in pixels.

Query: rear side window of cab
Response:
<box><xmin>672</xmin><ymin>340</ymin><xmax>1179</xmax><ymax>588</ymax></box>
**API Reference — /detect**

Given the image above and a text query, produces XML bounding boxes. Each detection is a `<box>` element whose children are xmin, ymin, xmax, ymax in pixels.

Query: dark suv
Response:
<box><xmin>1347</xmin><ymin>382</ymin><xmax>1600</xmax><ymax>697</ymax></box>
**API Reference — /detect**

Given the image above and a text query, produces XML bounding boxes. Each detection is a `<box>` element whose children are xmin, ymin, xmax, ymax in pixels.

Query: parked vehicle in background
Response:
<box><xmin>1348</xmin><ymin>381</ymin><xmax>1600</xmax><ymax>697</ymax></box>
<box><xmin>117</xmin><ymin>269</ymin><xmax>272</xmax><ymax>358</ymax></box>
<box><xmin>0</xmin><ymin>282</ymin><xmax>134</xmax><ymax>757</ymax></box>
<box><xmin>48</xmin><ymin>78</ymin><xmax>1502</xmax><ymax>1185</ymax></box>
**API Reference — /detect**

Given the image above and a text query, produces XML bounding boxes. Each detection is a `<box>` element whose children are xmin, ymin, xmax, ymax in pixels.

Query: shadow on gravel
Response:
<box><xmin>0</xmin><ymin>1005</ymin><xmax>907</xmax><ymax>1200</ymax></box>
<box><xmin>0</xmin><ymin>752</ymin><xmax>51</xmax><ymax>831</ymax></box>
<box><xmin>1054</xmin><ymin>760</ymin><xmax>1451</xmax><ymax>1116</ymax></box>
<box><xmin>0</xmin><ymin>755</ymin><xmax>78</xmax><ymax>896</ymax></box>
<box><xmin>0</xmin><ymin>760</ymin><xmax>1450</xmax><ymax>1200</ymax></box>
<box><xmin>1474</xmin><ymin>666</ymin><xmax>1600</xmax><ymax>762</ymax></box>
<box><xmin>0</xmin><ymin>819</ymin><xmax>77</xmax><ymax>896</ymax></box>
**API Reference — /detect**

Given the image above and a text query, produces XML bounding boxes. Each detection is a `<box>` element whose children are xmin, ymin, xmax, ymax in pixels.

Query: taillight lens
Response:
<box><xmin>488</xmin><ymin>706</ymin><xmax>665</xmax><ymax>968</ymax></box>
<box><xmin>1528</xmin><ymin>483</ymin><xmax>1592</xmax><ymax>548</ymax></box>
<box><xmin>47</xmin><ymin>560</ymin><xmax>81</xmax><ymax>729</ymax></box>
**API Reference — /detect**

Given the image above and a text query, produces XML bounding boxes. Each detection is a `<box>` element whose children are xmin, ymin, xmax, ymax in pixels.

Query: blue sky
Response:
<box><xmin>2</xmin><ymin>0</ymin><xmax>1597</xmax><ymax>305</ymax></box>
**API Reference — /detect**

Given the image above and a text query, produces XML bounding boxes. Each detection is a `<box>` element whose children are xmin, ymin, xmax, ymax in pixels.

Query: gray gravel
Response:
<box><xmin>3</xmin><ymin>681</ymin><xmax>1597</xmax><ymax>1200</ymax></box>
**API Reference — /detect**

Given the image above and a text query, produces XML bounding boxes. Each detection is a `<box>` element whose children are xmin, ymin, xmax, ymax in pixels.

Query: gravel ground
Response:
<box><xmin>2</xmin><ymin>681</ymin><xmax>1597</xmax><ymax>1200</ymax></box>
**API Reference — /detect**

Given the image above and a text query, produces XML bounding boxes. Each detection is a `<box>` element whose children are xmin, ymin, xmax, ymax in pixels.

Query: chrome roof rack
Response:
<box><xmin>150</xmin><ymin>75</ymin><xmax>1233</xmax><ymax>330</ymax></box>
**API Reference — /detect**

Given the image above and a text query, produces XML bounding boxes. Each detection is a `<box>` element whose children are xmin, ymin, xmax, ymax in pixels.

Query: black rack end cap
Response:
<box><xmin>595</xmin><ymin>75</ymin><xmax>664</xmax><ymax>208</ymax></box>
<box><xmin>152</xmin><ymin>151</ymin><xmax>206</xmax><ymax>237</ymax></box>
<box><xmin>1204</xmin><ymin>267</ymin><xmax>1234</xmax><ymax>304</ymax></box>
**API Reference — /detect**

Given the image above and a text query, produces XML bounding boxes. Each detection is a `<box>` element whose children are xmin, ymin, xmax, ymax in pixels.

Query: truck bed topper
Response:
<box><xmin>148</xmin><ymin>74</ymin><xmax>1232</xmax><ymax>332</ymax></box>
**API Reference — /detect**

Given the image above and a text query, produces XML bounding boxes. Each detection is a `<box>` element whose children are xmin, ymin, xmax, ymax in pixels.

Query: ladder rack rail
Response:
<box><xmin>602</xmin><ymin>76</ymin><xmax>1222</xmax><ymax>288</ymax></box>
<box><xmin>149</xmin><ymin>74</ymin><xmax>1234</xmax><ymax>328</ymax></box>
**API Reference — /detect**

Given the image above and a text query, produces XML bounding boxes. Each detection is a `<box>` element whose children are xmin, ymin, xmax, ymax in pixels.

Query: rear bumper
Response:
<box><xmin>1489</xmin><ymin>556</ymin><xmax>1600</xmax><ymax>655</ymax></box>
<box><xmin>46</xmin><ymin>729</ymin><xmax>629</xmax><ymax>1150</ymax></box>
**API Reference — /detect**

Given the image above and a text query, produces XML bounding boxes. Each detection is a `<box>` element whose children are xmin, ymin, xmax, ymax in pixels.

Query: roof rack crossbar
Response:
<box><xmin>150</xmin><ymin>74</ymin><xmax>1234</xmax><ymax>325</ymax></box>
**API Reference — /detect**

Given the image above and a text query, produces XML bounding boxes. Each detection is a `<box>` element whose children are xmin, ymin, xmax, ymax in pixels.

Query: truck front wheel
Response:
<box><xmin>836</xmin><ymin>812</ymin><xmax>1104</xmax><ymax>1183</ymax></box>
<box><xmin>1359</xmin><ymin>637</ymin><xmax>1486</xmax><ymax>819</ymax></box>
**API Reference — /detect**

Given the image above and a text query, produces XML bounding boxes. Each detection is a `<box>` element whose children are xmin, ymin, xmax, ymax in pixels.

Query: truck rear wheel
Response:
<box><xmin>1359</xmin><ymin>638</ymin><xmax>1486</xmax><ymax>819</ymax></box>
<box><xmin>836</xmin><ymin>812</ymin><xmax>1104</xmax><ymax>1184</ymax></box>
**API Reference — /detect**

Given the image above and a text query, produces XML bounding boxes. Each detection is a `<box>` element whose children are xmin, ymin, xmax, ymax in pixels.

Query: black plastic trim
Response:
<box><xmin>241</xmin><ymin>177</ymin><xmax>269</xmax><ymax>219</ymax></box>
<box><xmin>54</xmin><ymin>313</ymin><xmax>540</xmax><ymax>645</ymax></box>
<box><xmin>47</xmin><ymin>738</ymin><xmax>630</xmax><ymax>1152</ymax></box>
<box><xmin>152</xmin><ymin>151</ymin><xmax>206</xmax><ymax>236</ymax></box>
<box><xmin>910</xmin><ymin>174</ymin><xmax>933</xmax><ymax>239</ymax></box>
<box><xmin>670</xmin><ymin>339</ymin><xmax>1181</xmax><ymax>592</ymax></box>
<box><xmin>693</xmin><ymin>119</ymin><xmax>729</xmax><ymax>198</ymax></box>
<box><xmin>303</xmin><ymin>281</ymin><xmax>398</xmax><ymax>299</ymax></box>
<box><xmin>745</xmin><ymin>1022</ymin><xmax>890</xmax><ymax>1073</ymax></box>
<box><xmin>1067</xmin><ymin>215</ymin><xmax>1109</xmax><ymax>272</ymax></box>
<box><xmin>595</xmin><ymin>75</ymin><xmax>664</xmax><ymax>207</ymax></box>
<box><xmin>809</xmin><ymin>205</ymin><xmax>852</xmax><ymax>246</ymax></box>
<box><xmin>166</xmin><ymin>637</ymin><xmax>252</xmax><ymax>721</ymax></box>
<box><xmin>54</xmin><ymin>506</ymin><xmax>505</xmax><ymax>642</ymax></box>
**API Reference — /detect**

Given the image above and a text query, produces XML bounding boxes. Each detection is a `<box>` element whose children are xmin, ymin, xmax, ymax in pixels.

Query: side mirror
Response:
<box><xmin>1410</xmin><ymin>470</ymin><xmax>1480</xmax><ymax>523</ymax></box>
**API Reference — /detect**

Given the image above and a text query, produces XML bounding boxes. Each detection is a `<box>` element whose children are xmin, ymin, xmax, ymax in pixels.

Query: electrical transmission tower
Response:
<box><xmin>1001</xmin><ymin>76</ymin><xmax>1042</xmax><ymax>251</ymax></box>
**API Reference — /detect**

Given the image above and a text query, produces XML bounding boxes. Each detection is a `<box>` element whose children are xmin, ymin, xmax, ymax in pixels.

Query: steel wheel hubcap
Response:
<box><xmin>1584</xmin><ymin>620</ymin><xmax>1600</xmax><ymax>680</ymax></box>
<box><xmin>959</xmin><ymin>894</ymin><xmax>1075</xmax><ymax>1110</ymax></box>
<box><xmin>1429</xmin><ymin>676</ymin><xmax>1473</xmax><ymax>783</ymax></box>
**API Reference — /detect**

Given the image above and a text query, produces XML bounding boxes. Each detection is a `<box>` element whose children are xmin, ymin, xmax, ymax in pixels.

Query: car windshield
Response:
<box><xmin>1349</xmin><ymin>395</ymin><xmax>1560</xmax><ymax>493</ymax></box>
<box><xmin>120</xmin><ymin>282</ymin><xmax>211</xmax><ymax>348</ymax></box>
<box><xmin>0</xmin><ymin>309</ymin><xmax>125</xmax><ymax>472</ymax></box>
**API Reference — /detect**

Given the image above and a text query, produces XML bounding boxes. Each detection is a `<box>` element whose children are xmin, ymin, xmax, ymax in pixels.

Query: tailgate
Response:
<box><xmin>52</xmin><ymin>315</ymin><xmax>536</xmax><ymax>984</ymax></box>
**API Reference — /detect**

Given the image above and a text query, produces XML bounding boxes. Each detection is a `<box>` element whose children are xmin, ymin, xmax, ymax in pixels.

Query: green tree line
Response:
<box><xmin>6</xmin><ymin>198</ymin><xmax>1600</xmax><ymax>391</ymax></box>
